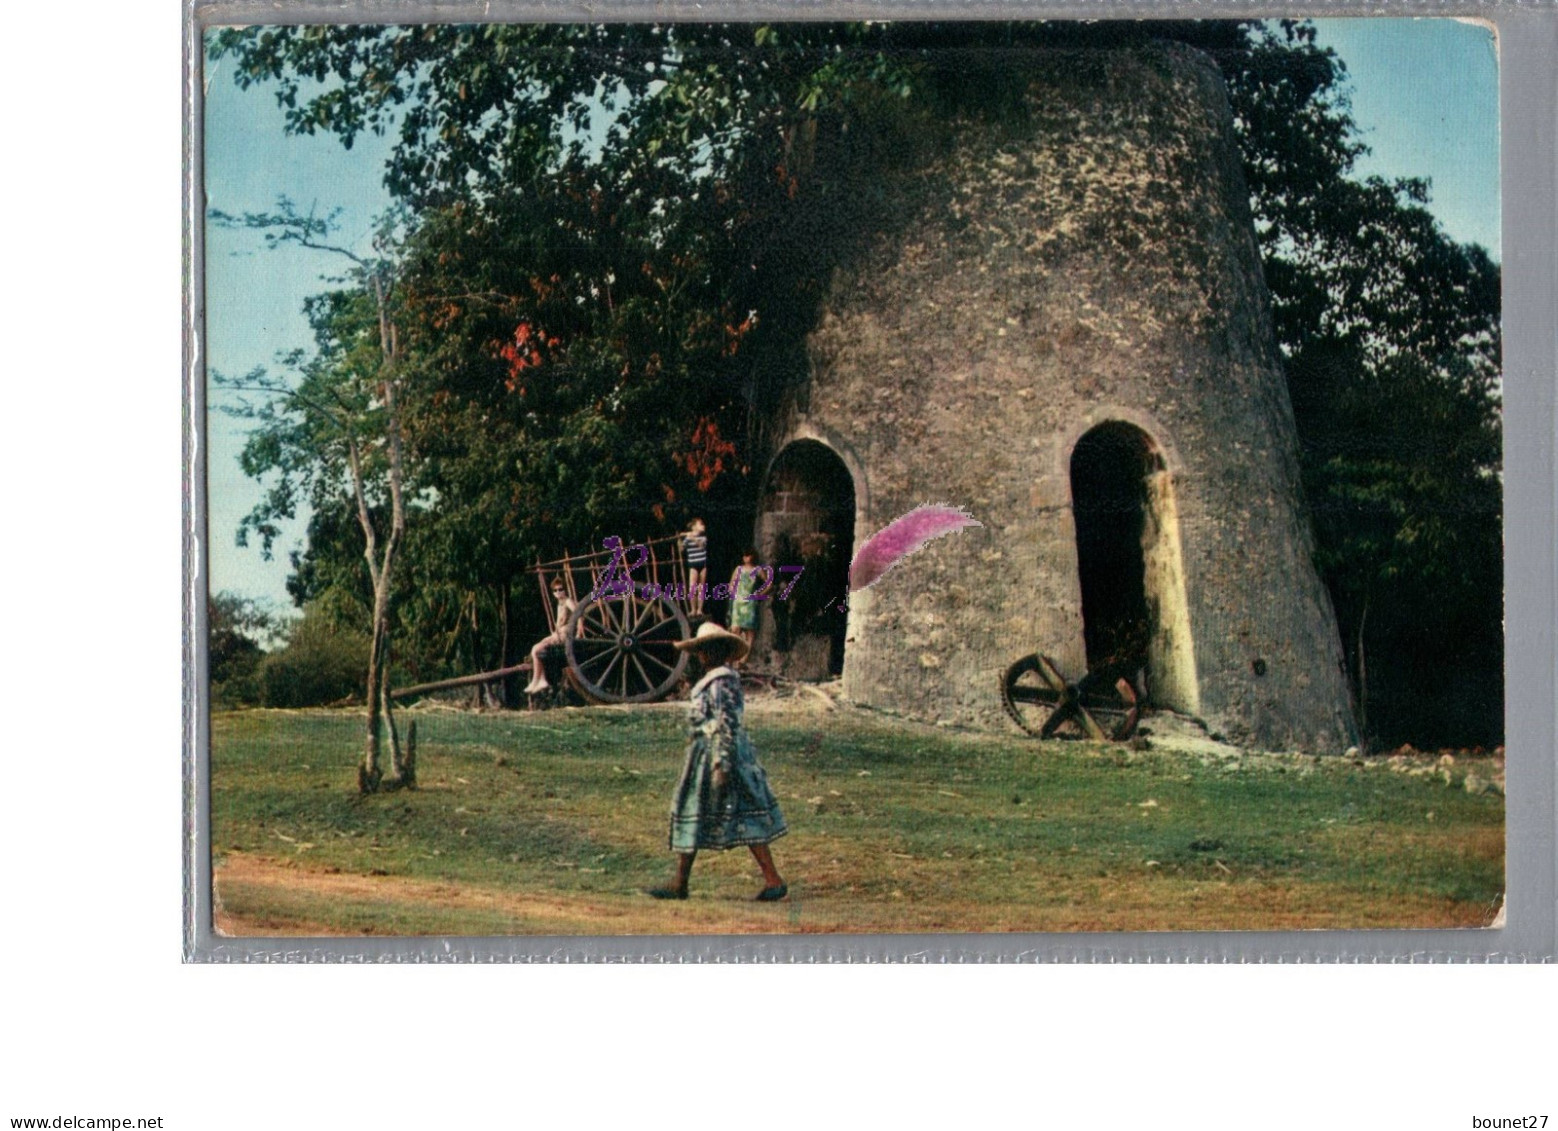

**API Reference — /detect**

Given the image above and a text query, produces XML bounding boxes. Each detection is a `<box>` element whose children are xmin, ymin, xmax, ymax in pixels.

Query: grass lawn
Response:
<box><xmin>210</xmin><ymin>694</ymin><xmax>1504</xmax><ymax>935</ymax></box>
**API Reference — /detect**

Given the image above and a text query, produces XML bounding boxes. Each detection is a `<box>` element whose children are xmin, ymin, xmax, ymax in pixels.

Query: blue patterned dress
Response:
<box><xmin>669</xmin><ymin>667</ymin><xmax>788</xmax><ymax>852</ymax></box>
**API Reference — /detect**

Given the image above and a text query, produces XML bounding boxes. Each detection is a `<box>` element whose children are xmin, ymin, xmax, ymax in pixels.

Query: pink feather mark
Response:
<box><xmin>848</xmin><ymin>504</ymin><xmax>982</xmax><ymax>593</ymax></box>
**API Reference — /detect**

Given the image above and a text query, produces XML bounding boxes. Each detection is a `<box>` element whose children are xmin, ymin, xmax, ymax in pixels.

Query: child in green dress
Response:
<box><xmin>727</xmin><ymin>547</ymin><xmax>762</xmax><ymax>666</ymax></box>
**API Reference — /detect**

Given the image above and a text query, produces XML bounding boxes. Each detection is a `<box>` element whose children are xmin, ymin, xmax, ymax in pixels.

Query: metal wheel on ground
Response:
<box><xmin>1000</xmin><ymin>653</ymin><xmax>1141</xmax><ymax>741</ymax></box>
<box><xmin>1001</xmin><ymin>654</ymin><xmax>1066</xmax><ymax>738</ymax></box>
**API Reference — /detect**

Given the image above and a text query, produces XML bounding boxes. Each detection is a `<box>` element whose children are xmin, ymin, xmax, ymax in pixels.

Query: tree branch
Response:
<box><xmin>346</xmin><ymin>430</ymin><xmax>381</xmax><ymax>590</ymax></box>
<box><xmin>211</xmin><ymin>381</ymin><xmax>350</xmax><ymax>428</ymax></box>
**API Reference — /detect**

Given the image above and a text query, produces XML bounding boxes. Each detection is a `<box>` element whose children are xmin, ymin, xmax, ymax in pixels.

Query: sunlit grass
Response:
<box><xmin>211</xmin><ymin>702</ymin><xmax>1504</xmax><ymax>935</ymax></box>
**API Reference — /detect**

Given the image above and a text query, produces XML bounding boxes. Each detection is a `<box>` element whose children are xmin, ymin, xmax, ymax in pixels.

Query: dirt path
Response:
<box><xmin>216</xmin><ymin>852</ymin><xmax>815</xmax><ymax>935</ymax></box>
<box><xmin>214</xmin><ymin>851</ymin><xmax>1496</xmax><ymax>936</ymax></box>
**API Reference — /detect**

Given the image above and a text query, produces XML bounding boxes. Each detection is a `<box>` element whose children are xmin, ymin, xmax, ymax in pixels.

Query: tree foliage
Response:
<box><xmin>209</xmin><ymin>591</ymin><xmax>277</xmax><ymax>708</ymax></box>
<box><xmin>255</xmin><ymin>604</ymin><xmax>375</xmax><ymax>709</ymax></box>
<box><xmin>1220</xmin><ymin>21</ymin><xmax>1502</xmax><ymax>744</ymax></box>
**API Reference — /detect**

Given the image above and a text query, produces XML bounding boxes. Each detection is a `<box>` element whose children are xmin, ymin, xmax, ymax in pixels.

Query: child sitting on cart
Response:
<box><xmin>524</xmin><ymin>575</ymin><xmax>579</xmax><ymax>696</ymax></box>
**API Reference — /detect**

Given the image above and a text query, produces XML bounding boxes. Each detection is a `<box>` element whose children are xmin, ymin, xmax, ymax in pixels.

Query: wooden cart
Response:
<box><xmin>390</xmin><ymin>534</ymin><xmax>699</xmax><ymax>707</ymax></box>
<box><xmin>530</xmin><ymin>534</ymin><xmax>697</xmax><ymax>704</ymax></box>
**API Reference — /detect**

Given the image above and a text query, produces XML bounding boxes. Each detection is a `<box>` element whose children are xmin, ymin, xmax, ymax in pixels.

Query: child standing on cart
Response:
<box><xmin>682</xmin><ymin>517</ymin><xmax>709</xmax><ymax>617</ymax></box>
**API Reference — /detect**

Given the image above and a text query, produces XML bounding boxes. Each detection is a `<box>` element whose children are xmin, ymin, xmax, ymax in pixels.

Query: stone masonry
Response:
<box><xmin>755</xmin><ymin>42</ymin><xmax>1358</xmax><ymax>752</ymax></box>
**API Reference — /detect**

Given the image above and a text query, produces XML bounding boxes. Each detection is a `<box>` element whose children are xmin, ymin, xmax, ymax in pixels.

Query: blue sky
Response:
<box><xmin>1312</xmin><ymin>19</ymin><xmax>1499</xmax><ymax>252</ymax></box>
<box><xmin>204</xmin><ymin>53</ymin><xmax>395</xmax><ymax>611</ymax></box>
<box><xmin>203</xmin><ymin>18</ymin><xmax>1502</xmax><ymax>617</ymax></box>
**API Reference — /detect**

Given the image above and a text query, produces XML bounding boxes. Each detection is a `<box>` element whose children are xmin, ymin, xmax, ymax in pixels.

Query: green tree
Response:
<box><xmin>212</xmin><ymin>202</ymin><xmax>417</xmax><ymax>790</ymax></box>
<box><xmin>209</xmin><ymin>591</ymin><xmax>276</xmax><ymax>708</ymax></box>
<box><xmin>270</xmin><ymin>175</ymin><xmax>774</xmax><ymax>706</ymax></box>
<box><xmin>1221</xmin><ymin>21</ymin><xmax>1502</xmax><ymax>745</ymax></box>
<box><xmin>207</xmin><ymin>23</ymin><xmax>925</xmax><ymax>209</ymax></box>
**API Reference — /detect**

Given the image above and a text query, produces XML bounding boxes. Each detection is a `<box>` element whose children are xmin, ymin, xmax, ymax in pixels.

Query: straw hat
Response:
<box><xmin>673</xmin><ymin>621</ymin><xmax>750</xmax><ymax>663</ymax></box>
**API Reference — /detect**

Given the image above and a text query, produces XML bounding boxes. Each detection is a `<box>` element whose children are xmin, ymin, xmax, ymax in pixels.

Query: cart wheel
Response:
<box><xmin>565</xmin><ymin>591</ymin><xmax>691</xmax><ymax>704</ymax></box>
<box><xmin>1001</xmin><ymin>654</ymin><xmax>1065</xmax><ymax>738</ymax></box>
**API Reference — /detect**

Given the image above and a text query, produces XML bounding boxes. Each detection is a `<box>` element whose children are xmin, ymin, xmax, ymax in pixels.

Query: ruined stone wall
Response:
<box><xmin>764</xmin><ymin>42</ymin><xmax>1357</xmax><ymax>752</ymax></box>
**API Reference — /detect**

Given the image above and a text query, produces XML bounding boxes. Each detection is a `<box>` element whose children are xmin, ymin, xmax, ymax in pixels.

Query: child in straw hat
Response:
<box><xmin>648</xmin><ymin>622</ymin><xmax>788</xmax><ymax>901</ymax></box>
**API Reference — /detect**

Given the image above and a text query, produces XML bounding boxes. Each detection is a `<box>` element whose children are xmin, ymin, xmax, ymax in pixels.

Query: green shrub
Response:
<box><xmin>210</xmin><ymin>592</ymin><xmax>276</xmax><ymax>709</ymax></box>
<box><xmin>213</xmin><ymin>666</ymin><xmax>264</xmax><ymax>710</ymax></box>
<box><xmin>257</xmin><ymin>609</ymin><xmax>371</xmax><ymax>708</ymax></box>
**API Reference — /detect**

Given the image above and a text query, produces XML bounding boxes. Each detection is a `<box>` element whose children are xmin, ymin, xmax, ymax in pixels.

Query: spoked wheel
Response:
<box><xmin>1001</xmin><ymin>654</ymin><xmax>1067</xmax><ymax>738</ymax></box>
<box><xmin>1076</xmin><ymin>670</ymin><xmax>1141</xmax><ymax>742</ymax></box>
<box><xmin>565</xmin><ymin>592</ymin><xmax>691</xmax><ymax>704</ymax></box>
<box><xmin>1000</xmin><ymin>653</ymin><xmax>1141</xmax><ymax>741</ymax></box>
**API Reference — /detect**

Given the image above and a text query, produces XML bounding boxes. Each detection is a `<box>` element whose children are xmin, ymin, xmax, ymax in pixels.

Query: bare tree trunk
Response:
<box><xmin>498</xmin><ymin>581</ymin><xmax>512</xmax><ymax>708</ymax></box>
<box><xmin>375</xmin><ymin>606</ymin><xmax>405</xmax><ymax>784</ymax></box>
<box><xmin>1355</xmin><ymin>595</ymin><xmax>1370</xmax><ymax>751</ymax></box>
<box><xmin>403</xmin><ymin>719</ymin><xmax>418</xmax><ymax>785</ymax></box>
<box><xmin>360</xmin><ymin>584</ymin><xmax>388</xmax><ymax>792</ymax></box>
<box><xmin>249</xmin><ymin>233</ymin><xmax>415</xmax><ymax>794</ymax></box>
<box><xmin>352</xmin><ymin>272</ymin><xmax>408</xmax><ymax>793</ymax></box>
<box><xmin>378</xmin><ymin>356</ymin><xmax>407</xmax><ymax>781</ymax></box>
<box><xmin>385</xmin><ymin>663</ymin><xmax>414</xmax><ymax>788</ymax></box>
<box><xmin>470</xmin><ymin>595</ymin><xmax>482</xmax><ymax>691</ymax></box>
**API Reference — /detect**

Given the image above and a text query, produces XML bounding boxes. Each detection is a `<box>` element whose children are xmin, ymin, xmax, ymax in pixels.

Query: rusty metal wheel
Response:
<box><xmin>1001</xmin><ymin>653</ymin><xmax>1141</xmax><ymax>741</ymax></box>
<box><xmin>1001</xmin><ymin>654</ymin><xmax>1065</xmax><ymax>738</ymax></box>
<box><xmin>1084</xmin><ymin>672</ymin><xmax>1141</xmax><ymax>742</ymax></box>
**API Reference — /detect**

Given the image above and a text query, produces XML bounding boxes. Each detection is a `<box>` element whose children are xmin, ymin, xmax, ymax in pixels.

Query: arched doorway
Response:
<box><xmin>1069</xmin><ymin>422</ymin><xmax>1199</xmax><ymax>714</ymax></box>
<box><xmin>756</xmin><ymin>439</ymin><xmax>856</xmax><ymax>678</ymax></box>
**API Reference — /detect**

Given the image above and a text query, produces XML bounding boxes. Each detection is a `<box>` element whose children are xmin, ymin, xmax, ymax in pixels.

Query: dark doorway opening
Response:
<box><xmin>1070</xmin><ymin>423</ymin><xmax>1157</xmax><ymax>677</ymax></box>
<box><xmin>757</xmin><ymin>440</ymin><xmax>855</xmax><ymax>677</ymax></box>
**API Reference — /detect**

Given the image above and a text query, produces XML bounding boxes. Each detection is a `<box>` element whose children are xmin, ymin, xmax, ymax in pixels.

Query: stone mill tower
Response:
<box><xmin>751</xmin><ymin>39</ymin><xmax>1358</xmax><ymax>753</ymax></box>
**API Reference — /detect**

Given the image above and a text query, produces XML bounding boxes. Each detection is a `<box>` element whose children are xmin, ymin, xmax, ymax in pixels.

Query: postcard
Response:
<box><xmin>197</xmin><ymin>17</ymin><xmax>1507</xmax><ymax>940</ymax></box>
